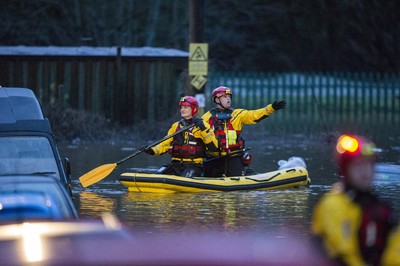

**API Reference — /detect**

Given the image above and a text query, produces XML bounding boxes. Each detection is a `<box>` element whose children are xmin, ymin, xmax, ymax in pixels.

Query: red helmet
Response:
<box><xmin>179</xmin><ymin>96</ymin><xmax>199</xmax><ymax>116</ymax></box>
<box><xmin>335</xmin><ymin>134</ymin><xmax>377</xmax><ymax>177</ymax></box>
<box><xmin>212</xmin><ymin>86</ymin><xmax>232</xmax><ymax>102</ymax></box>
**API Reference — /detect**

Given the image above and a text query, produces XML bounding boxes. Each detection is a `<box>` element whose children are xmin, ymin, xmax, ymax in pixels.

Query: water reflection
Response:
<box><xmin>74</xmin><ymin>186</ymin><xmax>313</xmax><ymax>237</ymax></box>
<box><xmin>76</xmin><ymin>191</ymin><xmax>115</xmax><ymax>218</ymax></box>
<box><xmin>72</xmin><ymin>179</ymin><xmax>125</xmax><ymax>219</ymax></box>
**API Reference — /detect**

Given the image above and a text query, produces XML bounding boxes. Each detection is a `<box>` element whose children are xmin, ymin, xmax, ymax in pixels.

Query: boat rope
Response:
<box><xmin>133</xmin><ymin>173</ymin><xmax>142</xmax><ymax>192</ymax></box>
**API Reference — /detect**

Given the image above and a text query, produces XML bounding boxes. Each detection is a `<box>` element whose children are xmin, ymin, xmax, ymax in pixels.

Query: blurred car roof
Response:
<box><xmin>0</xmin><ymin>214</ymin><xmax>332</xmax><ymax>266</ymax></box>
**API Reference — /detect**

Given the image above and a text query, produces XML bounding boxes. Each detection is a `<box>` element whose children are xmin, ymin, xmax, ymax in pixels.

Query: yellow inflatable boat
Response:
<box><xmin>119</xmin><ymin>167</ymin><xmax>310</xmax><ymax>193</ymax></box>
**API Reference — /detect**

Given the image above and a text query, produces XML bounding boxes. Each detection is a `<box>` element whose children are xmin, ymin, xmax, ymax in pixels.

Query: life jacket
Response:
<box><xmin>208</xmin><ymin>108</ymin><xmax>244</xmax><ymax>152</ymax></box>
<box><xmin>168</xmin><ymin>120</ymin><xmax>205</xmax><ymax>159</ymax></box>
<box><xmin>353</xmin><ymin>190</ymin><xmax>395</xmax><ymax>265</ymax></box>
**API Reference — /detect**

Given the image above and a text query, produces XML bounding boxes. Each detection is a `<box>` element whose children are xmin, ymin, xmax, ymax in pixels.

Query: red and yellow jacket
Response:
<box><xmin>201</xmin><ymin>105</ymin><xmax>275</xmax><ymax>157</ymax></box>
<box><xmin>149</xmin><ymin>119</ymin><xmax>218</xmax><ymax>164</ymax></box>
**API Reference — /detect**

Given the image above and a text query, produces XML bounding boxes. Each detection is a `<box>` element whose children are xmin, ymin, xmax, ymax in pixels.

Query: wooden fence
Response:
<box><xmin>207</xmin><ymin>72</ymin><xmax>400</xmax><ymax>137</ymax></box>
<box><xmin>0</xmin><ymin>47</ymin><xmax>188</xmax><ymax>125</ymax></box>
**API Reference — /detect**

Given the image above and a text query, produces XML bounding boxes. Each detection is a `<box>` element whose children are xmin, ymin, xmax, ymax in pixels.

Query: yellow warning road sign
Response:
<box><xmin>189</xmin><ymin>43</ymin><xmax>208</xmax><ymax>76</ymax></box>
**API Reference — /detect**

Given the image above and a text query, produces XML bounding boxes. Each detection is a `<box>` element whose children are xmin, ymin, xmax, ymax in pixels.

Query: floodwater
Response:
<box><xmin>60</xmin><ymin>135</ymin><xmax>400</xmax><ymax>238</ymax></box>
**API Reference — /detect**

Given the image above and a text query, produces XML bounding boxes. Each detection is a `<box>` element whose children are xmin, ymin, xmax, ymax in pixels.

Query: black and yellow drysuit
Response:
<box><xmin>148</xmin><ymin>118</ymin><xmax>218</xmax><ymax>177</ymax></box>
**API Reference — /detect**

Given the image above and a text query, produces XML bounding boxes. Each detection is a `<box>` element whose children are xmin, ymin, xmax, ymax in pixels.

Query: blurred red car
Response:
<box><xmin>0</xmin><ymin>213</ymin><xmax>332</xmax><ymax>266</ymax></box>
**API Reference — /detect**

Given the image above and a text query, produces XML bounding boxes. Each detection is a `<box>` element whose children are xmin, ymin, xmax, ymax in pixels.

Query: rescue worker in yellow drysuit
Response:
<box><xmin>144</xmin><ymin>96</ymin><xmax>218</xmax><ymax>178</ymax></box>
<box><xmin>201</xmin><ymin>86</ymin><xmax>286</xmax><ymax>177</ymax></box>
<box><xmin>311</xmin><ymin>134</ymin><xmax>396</xmax><ymax>266</ymax></box>
<box><xmin>381</xmin><ymin>224</ymin><xmax>400</xmax><ymax>265</ymax></box>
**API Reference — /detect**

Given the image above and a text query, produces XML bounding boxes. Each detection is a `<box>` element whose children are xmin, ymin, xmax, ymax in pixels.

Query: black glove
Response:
<box><xmin>272</xmin><ymin>100</ymin><xmax>286</xmax><ymax>110</ymax></box>
<box><xmin>140</xmin><ymin>145</ymin><xmax>155</xmax><ymax>155</ymax></box>
<box><xmin>194</xmin><ymin>117</ymin><xmax>206</xmax><ymax>131</ymax></box>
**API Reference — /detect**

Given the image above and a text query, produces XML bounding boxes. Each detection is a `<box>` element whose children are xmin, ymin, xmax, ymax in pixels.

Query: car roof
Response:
<box><xmin>0</xmin><ymin>87</ymin><xmax>44</xmax><ymax>122</ymax></box>
<box><xmin>0</xmin><ymin>217</ymin><xmax>330</xmax><ymax>265</ymax></box>
<box><xmin>0</xmin><ymin>192</ymin><xmax>64</xmax><ymax>220</ymax></box>
<box><xmin>0</xmin><ymin>175</ymin><xmax>78</xmax><ymax>220</ymax></box>
<box><xmin>0</xmin><ymin>88</ymin><xmax>52</xmax><ymax>133</ymax></box>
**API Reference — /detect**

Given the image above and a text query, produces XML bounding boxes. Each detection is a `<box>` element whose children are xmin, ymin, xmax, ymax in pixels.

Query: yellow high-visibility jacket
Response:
<box><xmin>382</xmin><ymin>225</ymin><xmax>400</xmax><ymax>266</ymax></box>
<box><xmin>202</xmin><ymin>105</ymin><xmax>275</xmax><ymax>157</ymax></box>
<box><xmin>150</xmin><ymin>120</ymin><xmax>218</xmax><ymax>164</ymax></box>
<box><xmin>312</xmin><ymin>186</ymin><xmax>365</xmax><ymax>266</ymax></box>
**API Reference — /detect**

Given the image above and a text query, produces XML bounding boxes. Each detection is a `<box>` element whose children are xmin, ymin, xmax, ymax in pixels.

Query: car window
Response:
<box><xmin>0</xmin><ymin>136</ymin><xmax>60</xmax><ymax>179</ymax></box>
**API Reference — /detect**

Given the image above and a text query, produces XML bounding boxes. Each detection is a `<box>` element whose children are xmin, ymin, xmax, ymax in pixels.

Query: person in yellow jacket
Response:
<box><xmin>311</xmin><ymin>134</ymin><xmax>396</xmax><ymax>266</ymax></box>
<box><xmin>201</xmin><ymin>86</ymin><xmax>286</xmax><ymax>177</ymax></box>
<box><xmin>143</xmin><ymin>96</ymin><xmax>218</xmax><ymax>178</ymax></box>
<box><xmin>381</xmin><ymin>224</ymin><xmax>400</xmax><ymax>265</ymax></box>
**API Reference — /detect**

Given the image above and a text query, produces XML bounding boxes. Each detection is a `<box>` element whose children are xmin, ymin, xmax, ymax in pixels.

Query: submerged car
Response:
<box><xmin>0</xmin><ymin>87</ymin><xmax>77</xmax><ymax>221</ymax></box>
<box><xmin>0</xmin><ymin>87</ymin><xmax>72</xmax><ymax>194</ymax></box>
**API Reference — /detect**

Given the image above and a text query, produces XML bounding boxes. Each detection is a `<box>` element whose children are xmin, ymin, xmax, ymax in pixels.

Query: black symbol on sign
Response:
<box><xmin>190</xmin><ymin>47</ymin><xmax>207</xmax><ymax>61</ymax></box>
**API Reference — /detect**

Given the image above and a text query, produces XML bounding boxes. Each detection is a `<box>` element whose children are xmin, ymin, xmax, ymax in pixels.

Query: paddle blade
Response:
<box><xmin>79</xmin><ymin>163</ymin><xmax>117</xmax><ymax>188</ymax></box>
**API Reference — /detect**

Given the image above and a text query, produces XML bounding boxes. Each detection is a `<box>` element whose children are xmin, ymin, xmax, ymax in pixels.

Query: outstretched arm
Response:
<box><xmin>231</xmin><ymin>100</ymin><xmax>286</xmax><ymax>127</ymax></box>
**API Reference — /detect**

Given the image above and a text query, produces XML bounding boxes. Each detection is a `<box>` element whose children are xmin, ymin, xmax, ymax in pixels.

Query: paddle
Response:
<box><xmin>79</xmin><ymin>123</ymin><xmax>195</xmax><ymax>187</ymax></box>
